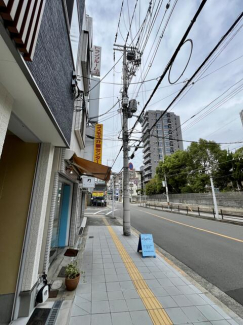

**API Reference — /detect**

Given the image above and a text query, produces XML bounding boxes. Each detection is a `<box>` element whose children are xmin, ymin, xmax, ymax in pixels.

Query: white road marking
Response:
<box><xmin>94</xmin><ymin>210</ymin><xmax>104</xmax><ymax>215</ymax></box>
<box><xmin>106</xmin><ymin>209</ymin><xmax>117</xmax><ymax>215</ymax></box>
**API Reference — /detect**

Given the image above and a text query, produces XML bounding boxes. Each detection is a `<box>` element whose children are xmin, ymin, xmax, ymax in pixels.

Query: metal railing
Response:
<box><xmin>140</xmin><ymin>201</ymin><xmax>243</xmax><ymax>222</ymax></box>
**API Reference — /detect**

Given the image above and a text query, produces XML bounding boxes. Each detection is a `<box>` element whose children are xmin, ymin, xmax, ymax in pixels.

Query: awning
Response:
<box><xmin>70</xmin><ymin>154</ymin><xmax>111</xmax><ymax>182</ymax></box>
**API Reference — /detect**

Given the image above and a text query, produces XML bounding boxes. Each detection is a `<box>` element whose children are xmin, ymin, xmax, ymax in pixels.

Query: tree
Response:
<box><xmin>156</xmin><ymin>150</ymin><xmax>189</xmax><ymax>193</ymax></box>
<box><xmin>232</xmin><ymin>148</ymin><xmax>243</xmax><ymax>190</ymax></box>
<box><xmin>145</xmin><ymin>178</ymin><xmax>158</xmax><ymax>195</ymax></box>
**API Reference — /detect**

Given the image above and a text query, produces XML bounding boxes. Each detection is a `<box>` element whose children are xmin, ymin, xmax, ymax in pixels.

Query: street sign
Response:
<box><xmin>162</xmin><ymin>181</ymin><xmax>166</xmax><ymax>187</ymax></box>
<box><xmin>82</xmin><ymin>176</ymin><xmax>95</xmax><ymax>188</ymax></box>
<box><xmin>137</xmin><ymin>234</ymin><xmax>156</xmax><ymax>258</ymax></box>
<box><xmin>128</xmin><ymin>162</ymin><xmax>133</xmax><ymax>170</ymax></box>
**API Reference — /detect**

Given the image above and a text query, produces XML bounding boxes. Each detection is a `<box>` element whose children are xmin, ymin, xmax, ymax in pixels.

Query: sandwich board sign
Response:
<box><xmin>137</xmin><ymin>234</ymin><xmax>156</xmax><ymax>258</ymax></box>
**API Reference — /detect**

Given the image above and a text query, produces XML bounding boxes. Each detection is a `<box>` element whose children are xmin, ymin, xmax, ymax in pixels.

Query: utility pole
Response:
<box><xmin>210</xmin><ymin>175</ymin><xmax>219</xmax><ymax>219</ymax></box>
<box><xmin>112</xmin><ymin>174</ymin><xmax>115</xmax><ymax>219</ymax></box>
<box><xmin>113</xmin><ymin>43</ymin><xmax>141</xmax><ymax>236</ymax></box>
<box><xmin>122</xmin><ymin>45</ymin><xmax>131</xmax><ymax>236</ymax></box>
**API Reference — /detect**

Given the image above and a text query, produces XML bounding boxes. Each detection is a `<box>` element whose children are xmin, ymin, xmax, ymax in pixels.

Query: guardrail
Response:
<box><xmin>140</xmin><ymin>202</ymin><xmax>243</xmax><ymax>222</ymax></box>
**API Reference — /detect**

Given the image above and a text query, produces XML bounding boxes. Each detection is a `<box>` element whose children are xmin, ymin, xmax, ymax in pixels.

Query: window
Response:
<box><xmin>156</xmin><ymin>124</ymin><xmax>162</xmax><ymax>129</ymax></box>
<box><xmin>169</xmin><ymin>130</ymin><xmax>172</xmax><ymax>134</ymax></box>
<box><xmin>167</xmin><ymin>113</ymin><xmax>170</xmax><ymax>117</ymax></box>
<box><xmin>158</xmin><ymin>148</ymin><xmax>162</xmax><ymax>153</ymax></box>
<box><xmin>70</xmin><ymin>0</ymin><xmax>80</xmax><ymax>66</ymax></box>
<box><xmin>170</xmin><ymin>141</ymin><xmax>173</xmax><ymax>147</ymax></box>
<box><xmin>168</xmin><ymin>124</ymin><xmax>171</xmax><ymax>129</ymax></box>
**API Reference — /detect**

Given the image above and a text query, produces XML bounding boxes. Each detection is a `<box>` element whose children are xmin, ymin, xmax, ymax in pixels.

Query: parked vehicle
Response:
<box><xmin>91</xmin><ymin>191</ymin><xmax>107</xmax><ymax>207</ymax></box>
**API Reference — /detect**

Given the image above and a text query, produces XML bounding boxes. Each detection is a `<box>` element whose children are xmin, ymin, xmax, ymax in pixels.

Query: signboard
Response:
<box><xmin>128</xmin><ymin>162</ymin><xmax>133</xmax><ymax>170</ymax></box>
<box><xmin>91</xmin><ymin>46</ymin><xmax>102</xmax><ymax>76</ymax></box>
<box><xmin>92</xmin><ymin>192</ymin><xmax>104</xmax><ymax>197</ymax></box>
<box><xmin>93</xmin><ymin>124</ymin><xmax>103</xmax><ymax>164</ymax></box>
<box><xmin>82</xmin><ymin>176</ymin><xmax>95</xmax><ymax>188</ymax></box>
<box><xmin>137</xmin><ymin>234</ymin><xmax>156</xmax><ymax>258</ymax></box>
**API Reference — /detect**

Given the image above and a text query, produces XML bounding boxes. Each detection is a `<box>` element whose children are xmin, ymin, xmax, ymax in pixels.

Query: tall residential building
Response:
<box><xmin>240</xmin><ymin>110</ymin><xmax>243</xmax><ymax>126</ymax></box>
<box><xmin>142</xmin><ymin>110</ymin><xmax>183</xmax><ymax>183</ymax></box>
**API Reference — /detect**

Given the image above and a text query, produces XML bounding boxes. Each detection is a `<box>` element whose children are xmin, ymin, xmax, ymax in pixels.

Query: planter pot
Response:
<box><xmin>65</xmin><ymin>274</ymin><xmax>80</xmax><ymax>291</ymax></box>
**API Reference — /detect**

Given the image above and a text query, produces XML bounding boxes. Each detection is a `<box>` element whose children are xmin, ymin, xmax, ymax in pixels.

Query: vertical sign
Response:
<box><xmin>93</xmin><ymin>124</ymin><xmax>103</xmax><ymax>164</ymax></box>
<box><xmin>91</xmin><ymin>46</ymin><xmax>102</xmax><ymax>76</ymax></box>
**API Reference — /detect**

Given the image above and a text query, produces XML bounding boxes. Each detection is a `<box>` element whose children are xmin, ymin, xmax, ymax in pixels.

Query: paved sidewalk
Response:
<box><xmin>69</xmin><ymin>222</ymin><xmax>243</xmax><ymax>325</ymax></box>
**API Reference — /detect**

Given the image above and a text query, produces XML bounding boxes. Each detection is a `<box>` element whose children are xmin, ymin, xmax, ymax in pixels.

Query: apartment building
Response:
<box><xmin>142</xmin><ymin>110</ymin><xmax>183</xmax><ymax>183</ymax></box>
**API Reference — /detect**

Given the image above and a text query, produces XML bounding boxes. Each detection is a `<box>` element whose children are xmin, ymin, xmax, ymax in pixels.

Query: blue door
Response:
<box><xmin>58</xmin><ymin>184</ymin><xmax>71</xmax><ymax>247</ymax></box>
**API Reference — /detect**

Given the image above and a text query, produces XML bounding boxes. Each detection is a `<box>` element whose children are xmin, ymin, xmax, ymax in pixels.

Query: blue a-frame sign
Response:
<box><xmin>137</xmin><ymin>234</ymin><xmax>156</xmax><ymax>258</ymax></box>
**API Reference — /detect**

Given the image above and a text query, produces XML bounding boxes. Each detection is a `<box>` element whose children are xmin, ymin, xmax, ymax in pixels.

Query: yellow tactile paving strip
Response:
<box><xmin>103</xmin><ymin>219</ymin><xmax>173</xmax><ymax>325</ymax></box>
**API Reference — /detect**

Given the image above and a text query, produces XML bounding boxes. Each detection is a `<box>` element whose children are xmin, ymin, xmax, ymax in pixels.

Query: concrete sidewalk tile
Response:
<box><xmin>71</xmin><ymin>304</ymin><xmax>90</xmax><ymax>316</ymax></box>
<box><xmin>152</xmin><ymin>286</ymin><xmax>169</xmax><ymax>297</ymax></box>
<box><xmin>119</xmin><ymin>281</ymin><xmax>135</xmax><ymax>291</ymax></box>
<box><xmin>228</xmin><ymin>319</ymin><xmax>243</xmax><ymax>325</ymax></box>
<box><xmin>105</xmin><ymin>274</ymin><xmax>119</xmax><ymax>282</ymax></box>
<box><xmin>157</xmin><ymin>295</ymin><xmax>178</xmax><ymax>308</ymax></box>
<box><xmin>140</xmin><ymin>272</ymin><xmax>156</xmax><ymax>280</ymax></box>
<box><xmin>170</xmin><ymin>277</ymin><xmax>188</xmax><ymax>286</ymax></box>
<box><xmin>108</xmin><ymin>290</ymin><xmax>124</xmax><ymax>300</ymax></box>
<box><xmin>198</xmin><ymin>293</ymin><xmax>215</xmax><ymax>305</ymax></box>
<box><xmin>186</xmin><ymin>294</ymin><xmax>208</xmax><ymax>306</ymax></box>
<box><xmin>172</xmin><ymin>294</ymin><xmax>193</xmax><ymax>307</ymax></box>
<box><xmin>145</xmin><ymin>279</ymin><xmax>160</xmax><ymax>288</ymax></box>
<box><xmin>137</xmin><ymin>266</ymin><xmax>150</xmax><ymax>273</ymax></box>
<box><xmin>73</xmin><ymin>299</ymin><xmax>91</xmax><ymax>313</ymax></box>
<box><xmin>189</xmin><ymin>284</ymin><xmax>202</xmax><ymax>294</ymax></box>
<box><xmin>106</xmin><ymin>282</ymin><xmax>121</xmax><ymax>292</ymax></box>
<box><xmin>126</xmin><ymin>298</ymin><xmax>146</xmax><ymax>311</ymax></box>
<box><xmin>211</xmin><ymin>304</ymin><xmax>231</xmax><ymax>319</ymax></box>
<box><xmin>104</xmin><ymin>268</ymin><xmax>117</xmax><ymax>275</ymax></box>
<box><xmin>109</xmin><ymin>299</ymin><xmax>128</xmax><ymax>312</ymax></box>
<box><xmin>75</xmin><ymin>292</ymin><xmax>91</xmax><ymax>302</ymax></box>
<box><xmin>164</xmin><ymin>286</ymin><xmax>182</xmax><ymax>296</ymax></box>
<box><xmin>114</xmin><ymin>262</ymin><xmax>125</xmax><ymax>268</ymax></box>
<box><xmin>92</xmin><ymin>275</ymin><xmax>106</xmax><ymax>283</ymax></box>
<box><xmin>165</xmin><ymin>307</ymin><xmax>191</xmax><ymax>324</ymax></box>
<box><xmin>157</xmin><ymin>278</ymin><xmax>175</xmax><ymax>287</ymax></box>
<box><xmin>92</xmin><ymin>300</ymin><xmax>110</xmax><ymax>314</ymax></box>
<box><xmin>92</xmin><ymin>291</ymin><xmax>108</xmax><ymax>301</ymax></box>
<box><xmin>92</xmin><ymin>282</ymin><xmax>106</xmax><ymax>292</ymax></box>
<box><xmin>123</xmin><ymin>289</ymin><xmax>140</xmax><ymax>299</ymax></box>
<box><xmin>76</xmin><ymin>283</ymin><xmax>91</xmax><ymax>294</ymax></box>
<box><xmin>181</xmin><ymin>306</ymin><xmax>207</xmax><ymax>322</ymax></box>
<box><xmin>151</xmin><ymin>272</ymin><xmax>167</xmax><ymax>279</ymax></box>
<box><xmin>93</xmin><ymin>258</ymin><xmax>103</xmax><ymax>264</ymax></box>
<box><xmin>147</xmin><ymin>266</ymin><xmax>161</xmax><ymax>272</ymax></box>
<box><xmin>178</xmin><ymin>285</ymin><xmax>197</xmax><ymax>295</ymax></box>
<box><xmin>92</xmin><ymin>264</ymin><xmax>104</xmax><ymax>270</ymax></box>
<box><xmin>211</xmin><ymin>321</ymin><xmax>232</xmax><ymax>325</ymax></box>
<box><xmin>117</xmin><ymin>273</ymin><xmax>131</xmax><ymax>281</ymax></box>
<box><xmin>130</xmin><ymin>310</ymin><xmax>153</xmax><ymax>325</ymax></box>
<box><xmin>111</xmin><ymin>312</ymin><xmax>133</xmax><ymax>325</ymax></box>
<box><xmin>116</xmin><ymin>268</ymin><xmax>129</xmax><ymax>274</ymax></box>
<box><xmin>70</xmin><ymin>315</ymin><xmax>91</xmax><ymax>325</ymax></box>
<box><xmin>91</xmin><ymin>313</ymin><xmax>112</xmax><ymax>325</ymax></box>
<box><xmin>197</xmin><ymin>305</ymin><xmax>224</xmax><ymax>321</ymax></box>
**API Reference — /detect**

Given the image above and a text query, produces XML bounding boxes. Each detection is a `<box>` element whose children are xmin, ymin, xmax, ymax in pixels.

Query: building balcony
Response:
<box><xmin>144</xmin><ymin>163</ymin><xmax>152</xmax><ymax>170</ymax></box>
<box><xmin>144</xmin><ymin>168</ymin><xmax>152</xmax><ymax>176</ymax></box>
<box><xmin>143</xmin><ymin>150</ymin><xmax>151</xmax><ymax>160</ymax></box>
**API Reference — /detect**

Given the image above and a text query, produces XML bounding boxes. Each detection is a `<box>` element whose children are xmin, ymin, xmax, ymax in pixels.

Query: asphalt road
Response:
<box><xmin>114</xmin><ymin>202</ymin><xmax>243</xmax><ymax>306</ymax></box>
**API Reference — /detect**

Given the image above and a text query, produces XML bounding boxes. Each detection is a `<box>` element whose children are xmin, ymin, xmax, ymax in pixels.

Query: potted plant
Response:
<box><xmin>65</xmin><ymin>261</ymin><xmax>80</xmax><ymax>291</ymax></box>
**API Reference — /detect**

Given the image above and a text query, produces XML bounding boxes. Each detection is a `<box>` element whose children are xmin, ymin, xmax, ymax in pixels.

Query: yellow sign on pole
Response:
<box><xmin>93</xmin><ymin>124</ymin><xmax>103</xmax><ymax>164</ymax></box>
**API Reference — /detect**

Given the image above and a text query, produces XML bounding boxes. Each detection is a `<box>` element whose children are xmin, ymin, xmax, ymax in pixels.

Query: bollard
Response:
<box><xmin>186</xmin><ymin>206</ymin><xmax>188</xmax><ymax>215</ymax></box>
<box><xmin>198</xmin><ymin>207</ymin><xmax>200</xmax><ymax>216</ymax></box>
<box><xmin>213</xmin><ymin>208</ymin><xmax>215</xmax><ymax>219</ymax></box>
<box><xmin>178</xmin><ymin>205</ymin><xmax>179</xmax><ymax>212</ymax></box>
<box><xmin>170</xmin><ymin>204</ymin><xmax>172</xmax><ymax>212</ymax></box>
<box><xmin>221</xmin><ymin>209</ymin><xmax>223</xmax><ymax>219</ymax></box>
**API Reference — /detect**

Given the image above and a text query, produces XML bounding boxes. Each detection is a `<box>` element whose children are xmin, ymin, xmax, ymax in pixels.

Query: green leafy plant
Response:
<box><xmin>65</xmin><ymin>262</ymin><xmax>80</xmax><ymax>279</ymax></box>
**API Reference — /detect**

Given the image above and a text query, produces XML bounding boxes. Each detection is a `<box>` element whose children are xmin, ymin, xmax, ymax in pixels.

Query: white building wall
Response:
<box><xmin>0</xmin><ymin>83</ymin><xmax>13</xmax><ymax>157</ymax></box>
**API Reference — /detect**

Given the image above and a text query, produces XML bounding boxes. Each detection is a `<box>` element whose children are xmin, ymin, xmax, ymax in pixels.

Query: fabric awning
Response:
<box><xmin>70</xmin><ymin>154</ymin><xmax>111</xmax><ymax>182</ymax></box>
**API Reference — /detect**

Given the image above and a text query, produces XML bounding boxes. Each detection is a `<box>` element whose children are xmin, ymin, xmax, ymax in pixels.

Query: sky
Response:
<box><xmin>86</xmin><ymin>0</ymin><xmax>243</xmax><ymax>172</ymax></box>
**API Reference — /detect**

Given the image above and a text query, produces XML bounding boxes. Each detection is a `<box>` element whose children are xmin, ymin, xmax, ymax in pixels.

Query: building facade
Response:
<box><xmin>142</xmin><ymin>110</ymin><xmax>183</xmax><ymax>183</ymax></box>
<box><xmin>0</xmin><ymin>1</ymin><xmax>109</xmax><ymax>323</ymax></box>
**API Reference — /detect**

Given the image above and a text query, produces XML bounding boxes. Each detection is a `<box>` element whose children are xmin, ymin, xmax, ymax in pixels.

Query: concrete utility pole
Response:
<box><xmin>114</xmin><ymin>43</ymin><xmax>141</xmax><ymax>235</ymax></box>
<box><xmin>210</xmin><ymin>175</ymin><xmax>219</xmax><ymax>219</ymax></box>
<box><xmin>112</xmin><ymin>175</ymin><xmax>115</xmax><ymax>219</ymax></box>
<box><xmin>121</xmin><ymin>45</ymin><xmax>131</xmax><ymax>236</ymax></box>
